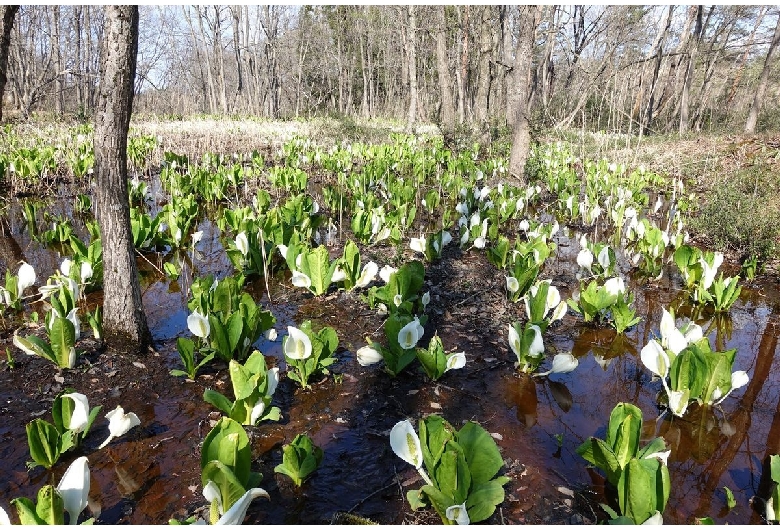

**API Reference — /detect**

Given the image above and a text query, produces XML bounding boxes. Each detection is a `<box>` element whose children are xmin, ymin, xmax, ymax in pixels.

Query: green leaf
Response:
<box><xmin>606</xmin><ymin>403</ymin><xmax>642</xmax><ymax>463</ymax></box>
<box><xmin>406</xmin><ymin>489</ymin><xmax>427</xmax><ymax>511</ymax></box>
<box><xmin>49</xmin><ymin>317</ymin><xmax>76</xmax><ymax>368</ymax></box>
<box><xmin>11</xmin><ymin>497</ymin><xmax>47</xmax><ymax>525</ymax></box>
<box><xmin>226</xmin><ymin>312</ymin><xmax>244</xmax><ymax>355</ymax></box>
<box><xmin>416</xmin><ymin>335</ymin><xmax>447</xmax><ymax>381</ymax></box>
<box><xmin>201</xmin><ymin>460</ymin><xmax>246</xmax><ymax>516</ymax></box>
<box><xmin>229</xmin><ymin>360</ymin><xmax>256</xmax><ymax>401</ymax></box>
<box><xmin>770</xmin><ymin>454</ymin><xmax>780</xmax><ymax>484</ymax></box>
<box><xmin>209</xmin><ymin>316</ymin><xmax>232</xmax><ymax>362</ymax></box>
<box><xmin>419</xmin><ymin>415</ymin><xmax>454</xmax><ymax>474</ymax></box>
<box><xmin>26</xmin><ymin>419</ymin><xmax>61</xmax><ymax>469</ymax></box>
<box><xmin>201</xmin><ymin>418</ymin><xmax>252</xmax><ymax>487</ymax></box>
<box><xmin>466</xmin><ymin>476</ymin><xmax>510</xmax><ymax>523</ymax></box>
<box><xmin>457</xmin><ymin>422</ymin><xmax>504</xmax><ymax>485</ymax></box>
<box><xmin>723</xmin><ymin>486</ymin><xmax>736</xmax><ymax>510</ymax></box>
<box><xmin>203</xmin><ymin>389</ymin><xmax>234</xmax><ymax>417</ymax></box>
<box><xmin>35</xmin><ymin>485</ymin><xmax>65</xmax><ymax>525</ymax></box>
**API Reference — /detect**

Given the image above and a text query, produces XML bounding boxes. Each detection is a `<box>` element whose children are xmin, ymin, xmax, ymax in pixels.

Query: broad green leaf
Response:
<box><xmin>11</xmin><ymin>497</ymin><xmax>47</xmax><ymax>525</ymax></box>
<box><xmin>226</xmin><ymin>312</ymin><xmax>244</xmax><ymax>354</ymax></box>
<box><xmin>606</xmin><ymin>403</ymin><xmax>642</xmax><ymax>459</ymax></box>
<box><xmin>209</xmin><ymin>316</ymin><xmax>232</xmax><ymax>362</ymax></box>
<box><xmin>26</xmin><ymin>419</ymin><xmax>61</xmax><ymax>469</ymax></box>
<box><xmin>229</xmin><ymin>361</ymin><xmax>256</xmax><ymax>401</ymax></box>
<box><xmin>419</xmin><ymin>415</ymin><xmax>454</xmax><ymax>473</ymax></box>
<box><xmin>433</xmin><ymin>447</ymin><xmax>470</xmax><ymax>503</ymax></box>
<box><xmin>203</xmin><ymin>389</ymin><xmax>234</xmax><ymax>417</ymax></box>
<box><xmin>201</xmin><ymin>460</ymin><xmax>246</xmax><ymax>517</ymax></box>
<box><xmin>466</xmin><ymin>476</ymin><xmax>511</xmax><ymax>523</ymax></box>
<box><xmin>457</xmin><ymin>422</ymin><xmax>504</xmax><ymax>485</ymax></box>
<box><xmin>201</xmin><ymin>418</ymin><xmax>252</xmax><ymax>487</ymax></box>
<box><xmin>35</xmin><ymin>485</ymin><xmax>65</xmax><ymax>525</ymax></box>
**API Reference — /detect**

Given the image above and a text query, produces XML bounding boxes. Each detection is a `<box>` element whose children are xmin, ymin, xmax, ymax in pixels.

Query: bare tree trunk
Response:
<box><xmin>359</xmin><ymin>27</ymin><xmax>368</xmax><ymax>118</ymax></box>
<box><xmin>406</xmin><ymin>5</ymin><xmax>418</xmax><ymax>128</ymax></box>
<box><xmin>508</xmin><ymin>5</ymin><xmax>539</xmax><ymax>182</ymax></box>
<box><xmin>745</xmin><ymin>14</ymin><xmax>780</xmax><ymax>134</ymax></box>
<box><xmin>435</xmin><ymin>6</ymin><xmax>455</xmax><ymax>135</ymax></box>
<box><xmin>679</xmin><ymin>6</ymin><xmax>703</xmax><ymax>135</ymax></box>
<box><xmin>456</xmin><ymin>6</ymin><xmax>467</xmax><ymax>124</ymax></box>
<box><xmin>51</xmin><ymin>6</ymin><xmax>63</xmax><ymax>114</ymax></box>
<box><xmin>0</xmin><ymin>5</ymin><xmax>18</xmax><ymax>123</ymax></box>
<box><xmin>94</xmin><ymin>5</ymin><xmax>150</xmax><ymax>347</ymax></box>
<box><xmin>231</xmin><ymin>6</ymin><xmax>243</xmax><ymax>105</ymax></box>
<box><xmin>196</xmin><ymin>7</ymin><xmax>217</xmax><ymax>113</ymax></box>
<box><xmin>213</xmin><ymin>6</ymin><xmax>228</xmax><ymax>114</ymax></box>
<box><xmin>474</xmin><ymin>6</ymin><xmax>493</xmax><ymax>128</ymax></box>
<box><xmin>642</xmin><ymin>6</ymin><xmax>673</xmax><ymax>135</ymax></box>
<box><xmin>73</xmin><ymin>6</ymin><xmax>83</xmax><ymax>110</ymax></box>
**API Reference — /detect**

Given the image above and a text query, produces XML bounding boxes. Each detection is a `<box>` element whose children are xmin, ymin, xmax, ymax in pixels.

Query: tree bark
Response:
<box><xmin>406</xmin><ymin>5</ymin><xmax>418</xmax><ymax>128</ymax></box>
<box><xmin>94</xmin><ymin>5</ymin><xmax>150</xmax><ymax>348</ymax></box>
<box><xmin>508</xmin><ymin>5</ymin><xmax>539</xmax><ymax>182</ymax></box>
<box><xmin>679</xmin><ymin>6</ymin><xmax>703</xmax><ymax>135</ymax></box>
<box><xmin>435</xmin><ymin>6</ymin><xmax>455</xmax><ymax>135</ymax></box>
<box><xmin>0</xmin><ymin>5</ymin><xmax>18</xmax><ymax>123</ymax></box>
<box><xmin>745</xmin><ymin>14</ymin><xmax>780</xmax><ymax>134</ymax></box>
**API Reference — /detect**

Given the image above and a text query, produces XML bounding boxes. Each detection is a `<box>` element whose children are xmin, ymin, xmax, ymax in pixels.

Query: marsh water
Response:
<box><xmin>1</xmin><ymin>178</ymin><xmax>779</xmax><ymax>524</ymax></box>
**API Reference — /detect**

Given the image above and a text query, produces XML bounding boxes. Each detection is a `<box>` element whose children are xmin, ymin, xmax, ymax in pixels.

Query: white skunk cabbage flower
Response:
<box><xmin>17</xmin><ymin>262</ymin><xmax>36</xmax><ymax>292</ymax></box>
<box><xmin>410</xmin><ymin>237</ymin><xmax>426</xmax><ymax>254</ymax></box>
<box><xmin>640</xmin><ymin>340</ymin><xmax>669</xmax><ymax>380</ymax></box>
<box><xmin>379</xmin><ymin>265</ymin><xmax>397</xmax><ymax>284</ymax></box>
<box><xmin>356</xmin><ymin>345</ymin><xmax>383</xmax><ymax>367</ymax></box>
<box><xmin>398</xmin><ymin>319</ymin><xmax>423</xmax><ymax>350</ymax></box>
<box><xmin>603</xmin><ymin>277</ymin><xmax>625</xmax><ymax>296</ymax></box>
<box><xmin>355</xmin><ymin>261</ymin><xmax>378</xmax><ymax>288</ymax></box>
<box><xmin>576</xmin><ymin>248</ymin><xmax>593</xmax><ymax>271</ymax></box>
<box><xmin>598</xmin><ymin>246</ymin><xmax>611</xmax><ymax>270</ymax></box>
<box><xmin>291</xmin><ymin>270</ymin><xmax>312</xmax><ymax>289</ymax></box>
<box><xmin>61</xmin><ymin>392</ymin><xmax>90</xmax><ymax>434</ymax></box>
<box><xmin>536</xmin><ymin>352</ymin><xmax>578</xmax><ymax>377</ymax></box>
<box><xmin>56</xmin><ymin>456</ymin><xmax>90</xmax><ymax>525</ymax></box>
<box><xmin>187</xmin><ymin>311</ymin><xmax>210</xmax><ymax>339</ymax></box>
<box><xmin>446</xmin><ymin>502</ymin><xmax>470</xmax><ymax>525</ymax></box>
<box><xmin>445</xmin><ymin>351</ymin><xmax>467</xmax><ymax>372</ymax></box>
<box><xmin>284</xmin><ymin>326</ymin><xmax>312</xmax><ymax>360</ymax></box>
<box><xmin>330</xmin><ymin>267</ymin><xmax>347</xmax><ymax>283</ymax></box>
<box><xmin>99</xmin><ymin>406</ymin><xmax>140</xmax><ymax>449</ymax></box>
<box><xmin>506</xmin><ymin>276</ymin><xmax>519</xmax><ymax>293</ymax></box>
<box><xmin>235</xmin><ymin>231</ymin><xmax>249</xmax><ymax>256</ymax></box>
<box><xmin>390</xmin><ymin>419</ymin><xmax>432</xmax><ymax>486</ymax></box>
<box><xmin>215</xmin><ymin>488</ymin><xmax>270</xmax><ymax>524</ymax></box>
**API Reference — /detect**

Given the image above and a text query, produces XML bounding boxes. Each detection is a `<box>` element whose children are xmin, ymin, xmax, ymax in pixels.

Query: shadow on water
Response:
<box><xmin>3</xmin><ymin>179</ymin><xmax>780</xmax><ymax>524</ymax></box>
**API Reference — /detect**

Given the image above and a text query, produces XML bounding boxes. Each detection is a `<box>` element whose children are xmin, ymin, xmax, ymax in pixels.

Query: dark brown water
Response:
<box><xmin>2</xmin><ymin>187</ymin><xmax>779</xmax><ymax>524</ymax></box>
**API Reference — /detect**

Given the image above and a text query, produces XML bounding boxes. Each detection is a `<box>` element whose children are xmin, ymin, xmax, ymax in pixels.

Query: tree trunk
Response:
<box><xmin>406</xmin><ymin>5</ymin><xmax>418</xmax><ymax>128</ymax></box>
<box><xmin>94</xmin><ymin>5</ymin><xmax>150</xmax><ymax>348</ymax></box>
<box><xmin>474</xmin><ymin>6</ymin><xmax>493</xmax><ymax>128</ymax></box>
<box><xmin>508</xmin><ymin>5</ymin><xmax>539</xmax><ymax>182</ymax></box>
<box><xmin>642</xmin><ymin>6</ymin><xmax>673</xmax><ymax>136</ymax></box>
<box><xmin>0</xmin><ymin>5</ymin><xmax>18</xmax><ymax>123</ymax></box>
<box><xmin>745</xmin><ymin>14</ymin><xmax>780</xmax><ymax>134</ymax></box>
<box><xmin>679</xmin><ymin>6</ymin><xmax>703</xmax><ymax>135</ymax></box>
<box><xmin>435</xmin><ymin>6</ymin><xmax>455</xmax><ymax>135</ymax></box>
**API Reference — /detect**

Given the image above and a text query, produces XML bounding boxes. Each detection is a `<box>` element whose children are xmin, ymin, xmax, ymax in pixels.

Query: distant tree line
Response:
<box><xmin>3</xmin><ymin>5</ymin><xmax>780</xmax><ymax>135</ymax></box>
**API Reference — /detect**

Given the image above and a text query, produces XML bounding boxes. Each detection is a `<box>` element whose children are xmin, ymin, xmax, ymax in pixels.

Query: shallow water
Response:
<box><xmin>1</xmin><ymin>179</ymin><xmax>779</xmax><ymax>524</ymax></box>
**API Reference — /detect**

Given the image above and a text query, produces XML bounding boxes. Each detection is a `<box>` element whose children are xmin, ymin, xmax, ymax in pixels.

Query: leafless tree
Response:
<box><xmin>94</xmin><ymin>5</ymin><xmax>150</xmax><ymax>347</ymax></box>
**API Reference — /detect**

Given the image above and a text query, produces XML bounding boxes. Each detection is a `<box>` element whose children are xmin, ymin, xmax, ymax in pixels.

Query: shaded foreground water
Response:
<box><xmin>2</xmin><ymin>185</ymin><xmax>780</xmax><ymax>524</ymax></box>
